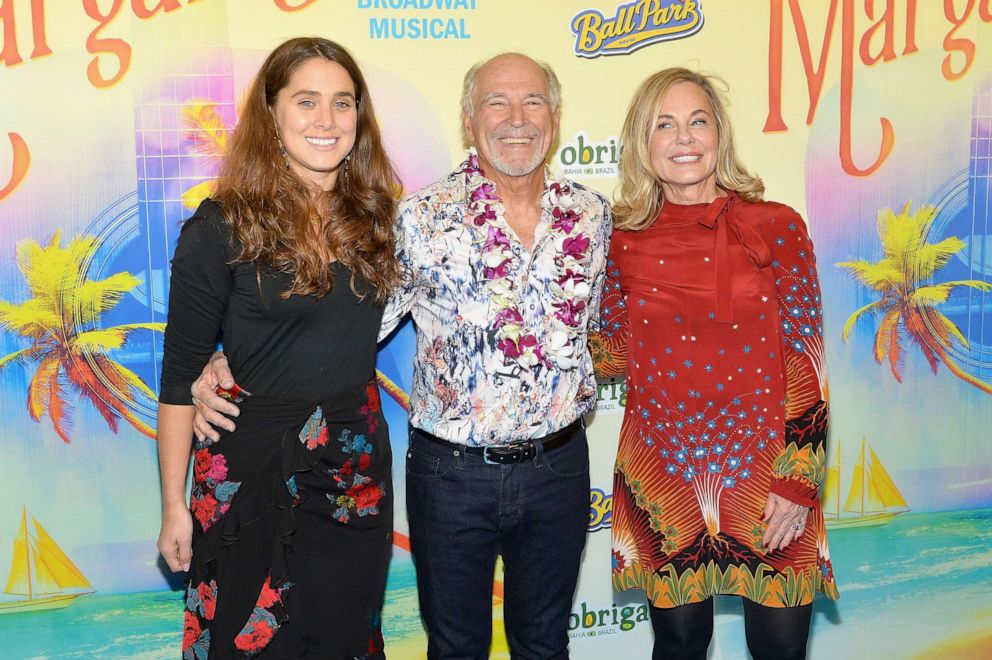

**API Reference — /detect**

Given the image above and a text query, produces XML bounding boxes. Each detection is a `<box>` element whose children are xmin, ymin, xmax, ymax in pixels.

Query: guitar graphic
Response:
<box><xmin>923</xmin><ymin>74</ymin><xmax>992</xmax><ymax>383</ymax></box>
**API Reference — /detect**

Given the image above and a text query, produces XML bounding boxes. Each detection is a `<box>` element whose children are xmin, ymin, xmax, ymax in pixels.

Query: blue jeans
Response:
<box><xmin>406</xmin><ymin>423</ymin><xmax>590</xmax><ymax>660</ymax></box>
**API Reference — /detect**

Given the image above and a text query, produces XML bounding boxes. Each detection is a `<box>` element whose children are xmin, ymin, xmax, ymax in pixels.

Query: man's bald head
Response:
<box><xmin>461</xmin><ymin>52</ymin><xmax>561</xmax><ymax>119</ymax></box>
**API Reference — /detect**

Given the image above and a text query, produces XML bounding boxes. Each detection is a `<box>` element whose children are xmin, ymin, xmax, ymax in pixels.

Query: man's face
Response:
<box><xmin>462</xmin><ymin>55</ymin><xmax>559</xmax><ymax>179</ymax></box>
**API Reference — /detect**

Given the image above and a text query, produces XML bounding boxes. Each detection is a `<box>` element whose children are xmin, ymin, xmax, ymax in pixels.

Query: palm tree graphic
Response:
<box><xmin>0</xmin><ymin>231</ymin><xmax>165</xmax><ymax>442</ymax></box>
<box><xmin>838</xmin><ymin>202</ymin><xmax>992</xmax><ymax>393</ymax></box>
<box><xmin>181</xmin><ymin>100</ymin><xmax>229</xmax><ymax>210</ymax></box>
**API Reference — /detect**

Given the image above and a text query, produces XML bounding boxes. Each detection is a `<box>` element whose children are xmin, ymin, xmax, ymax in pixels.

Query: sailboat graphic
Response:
<box><xmin>0</xmin><ymin>508</ymin><xmax>94</xmax><ymax>613</ymax></box>
<box><xmin>822</xmin><ymin>438</ymin><xmax>909</xmax><ymax>528</ymax></box>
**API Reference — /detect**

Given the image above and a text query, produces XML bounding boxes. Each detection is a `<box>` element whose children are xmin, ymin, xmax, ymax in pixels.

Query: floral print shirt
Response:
<box><xmin>381</xmin><ymin>154</ymin><xmax>612</xmax><ymax>445</ymax></box>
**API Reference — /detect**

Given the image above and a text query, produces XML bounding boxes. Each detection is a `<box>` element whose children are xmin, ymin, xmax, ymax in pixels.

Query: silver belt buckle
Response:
<box><xmin>482</xmin><ymin>445</ymin><xmax>500</xmax><ymax>465</ymax></box>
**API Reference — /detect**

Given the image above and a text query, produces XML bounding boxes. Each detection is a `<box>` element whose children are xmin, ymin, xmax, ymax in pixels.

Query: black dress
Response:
<box><xmin>159</xmin><ymin>200</ymin><xmax>392</xmax><ymax>659</ymax></box>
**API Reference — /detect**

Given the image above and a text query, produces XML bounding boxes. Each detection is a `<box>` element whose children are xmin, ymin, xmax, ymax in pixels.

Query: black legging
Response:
<box><xmin>649</xmin><ymin>598</ymin><xmax>813</xmax><ymax>660</ymax></box>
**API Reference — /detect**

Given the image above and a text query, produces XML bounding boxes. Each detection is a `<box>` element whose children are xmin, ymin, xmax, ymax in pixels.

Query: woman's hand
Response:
<box><xmin>761</xmin><ymin>492</ymin><xmax>810</xmax><ymax>552</ymax></box>
<box><xmin>158</xmin><ymin>502</ymin><xmax>193</xmax><ymax>573</ymax></box>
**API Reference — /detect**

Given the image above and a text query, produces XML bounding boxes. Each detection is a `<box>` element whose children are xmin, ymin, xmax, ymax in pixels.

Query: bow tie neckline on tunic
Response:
<box><xmin>660</xmin><ymin>192</ymin><xmax>772</xmax><ymax>324</ymax></box>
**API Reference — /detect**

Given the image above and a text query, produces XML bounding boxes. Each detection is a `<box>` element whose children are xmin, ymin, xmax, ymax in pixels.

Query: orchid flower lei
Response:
<box><xmin>462</xmin><ymin>152</ymin><xmax>592</xmax><ymax>371</ymax></box>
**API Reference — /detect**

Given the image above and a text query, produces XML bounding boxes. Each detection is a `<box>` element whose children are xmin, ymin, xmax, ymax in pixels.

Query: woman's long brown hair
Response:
<box><xmin>213</xmin><ymin>37</ymin><xmax>400</xmax><ymax>304</ymax></box>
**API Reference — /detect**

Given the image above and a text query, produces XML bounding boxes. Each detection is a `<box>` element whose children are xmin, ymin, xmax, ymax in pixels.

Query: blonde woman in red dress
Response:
<box><xmin>594</xmin><ymin>68</ymin><xmax>838</xmax><ymax>660</ymax></box>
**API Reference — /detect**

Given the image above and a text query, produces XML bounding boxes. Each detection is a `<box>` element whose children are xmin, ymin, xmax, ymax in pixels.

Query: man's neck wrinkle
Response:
<box><xmin>490</xmin><ymin>170</ymin><xmax>545</xmax><ymax>208</ymax></box>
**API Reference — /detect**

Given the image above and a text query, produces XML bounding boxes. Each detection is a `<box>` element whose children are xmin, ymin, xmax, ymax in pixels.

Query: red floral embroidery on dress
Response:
<box><xmin>190</xmin><ymin>492</ymin><xmax>218</xmax><ymax>530</ymax></box>
<box><xmin>232</xmin><ymin>576</ymin><xmax>290</xmax><ymax>657</ymax></box>
<box><xmin>327</xmin><ymin>428</ymin><xmax>385</xmax><ymax>523</ymax></box>
<box><xmin>196</xmin><ymin>581</ymin><xmax>217</xmax><ymax>620</ymax></box>
<box><xmin>360</xmin><ymin>380</ymin><xmax>382</xmax><ymax>433</ymax></box>
<box><xmin>299</xmin><ymin>407</ymin><xmax>330</xmax><ymax>450</ymax></box>
<box><xmin>360</xmin><ymin>609</ymin><xmax>385</xmax><ymax>660</ymax></box>
<box><xmin>256</xmin><ymin>577</ymin><xmax>282</xmax><ymax>608</ymax></box>
<box><xmin>234</xmin><ymin>619</ymin><xmax>274</xmax><ymax>653</ymax></box>
<box><xmin>348</xmin><ymin>481</ymin><xmax>383</xmax><ymax>511</ymax></box>
<box><xmin>193</xmin><ymin>449</ymin><xmax>213</xmax><ymax>483</ymax></box>
<box><xmin>189</xmin><ymin>448</ymin><xmax>240</xmax><ymax>532</ymax></box>
<box><xmin>183</xmin><ymin>609</ymin><xmax>203</xmax><ymax>650</ymax></box>
<box><xmin>182</xmin><ymin>579</ymin><xmax>217</xmax><ymax>659</ymax></box>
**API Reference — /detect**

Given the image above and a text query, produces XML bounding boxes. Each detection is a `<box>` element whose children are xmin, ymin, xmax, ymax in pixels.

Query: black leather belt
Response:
<box><xmin>414</xmin><ymin>419</ymin><xmax>582</xmax><ymax>465</ymax></box>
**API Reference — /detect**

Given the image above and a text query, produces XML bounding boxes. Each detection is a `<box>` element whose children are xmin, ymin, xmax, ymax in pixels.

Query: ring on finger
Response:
<box><xmin>791</xmin><ymin>522</ymin><xmax>804</xmax><ymax>531</ymax></box>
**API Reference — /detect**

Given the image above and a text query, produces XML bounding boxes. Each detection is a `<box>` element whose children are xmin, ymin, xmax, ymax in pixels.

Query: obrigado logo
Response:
<box><xmin>556</xmin><ymin>132</ymin><xmax>620</xmax><ymax>179</ymax></box>
<box><xmin>568</xmin><ymin>601</ymin><xmax>649</xmax><ymax>637</ymax></box>
<box><xmin>571</xmin><ymin>0</ymin><xmax>704</xmax><ymax>58</ymax></box>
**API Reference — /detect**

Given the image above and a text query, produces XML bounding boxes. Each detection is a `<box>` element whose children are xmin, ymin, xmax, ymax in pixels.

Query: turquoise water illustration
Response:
<box><xmin>0</xmin><ymin>555</ymin><xmax>421</xmax><ymax>659</ymax></box>
<box><xmin>0</xmin><ymin>509</ymin><xmax>988</xmax><ymax>659</ymax></box>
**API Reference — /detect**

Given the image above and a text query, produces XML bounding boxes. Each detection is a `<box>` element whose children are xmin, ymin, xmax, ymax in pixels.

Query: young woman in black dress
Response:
<box><xmin>156</xmin><ymin>37</ymin><xmax>400</xmax><ymax>659</ymax></box>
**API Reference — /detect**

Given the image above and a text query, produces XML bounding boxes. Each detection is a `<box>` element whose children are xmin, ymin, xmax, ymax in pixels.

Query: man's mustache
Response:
<box><xmin>491</xmin><ymin>125</ymin><xmax>541</xmax><ymax>140</ymax></box>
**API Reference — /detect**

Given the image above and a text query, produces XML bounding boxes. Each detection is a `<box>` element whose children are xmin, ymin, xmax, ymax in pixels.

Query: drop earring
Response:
<box><xmin>275</xmin><ymin>133</ymin><xmax>290</xmax><ymax>169</ymax></box>
<box><xmin>342</xmin><ymin>153</ymin><xmax>351</xmax><ymax>186</ymax></box>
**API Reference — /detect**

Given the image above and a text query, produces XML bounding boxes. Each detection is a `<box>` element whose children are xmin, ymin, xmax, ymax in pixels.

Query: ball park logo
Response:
<box><xmin>588</xmin><ymin>488</ymin><xmax>613</xmax><ymax>532</ymax></box>
<box><xmin>570</xmin><ymin>0</ymin><xmax>704</xmax><ymax>58</ymax></box>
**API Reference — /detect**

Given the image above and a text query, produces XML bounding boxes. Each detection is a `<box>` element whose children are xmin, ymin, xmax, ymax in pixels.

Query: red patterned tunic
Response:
<box><xmin>593</xmin><ymin>193</ymin><xmax>839</xmax><ymax>607</ymax></box>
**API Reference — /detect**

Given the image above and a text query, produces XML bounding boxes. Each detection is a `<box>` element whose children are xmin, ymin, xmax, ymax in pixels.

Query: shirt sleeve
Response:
<box><xmin>158</xmin><ymin>200</ymin><xmax>235</xmax><ymax>405</ymax></box>
<box><xmin>589</xmin><ymin>231</ymin><xmax>629</xmax><ymax>379</ymax></box>
<box><xmin>379</xmin><ymin>201</ymin><xmax>424</xmax><ymax>341</ymax></box>
<box><xmin>584</xmin><ymin>197</ymin><xmax>612</xmax><ymax>336</ymax></box>
<box><xmin>766</xmin><ymin>209</ymin><xmax>830</xmax><ymax>508</ymax></box>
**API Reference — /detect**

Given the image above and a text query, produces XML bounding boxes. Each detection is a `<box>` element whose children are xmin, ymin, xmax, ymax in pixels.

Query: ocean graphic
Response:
<box><xmin>0</xmin><ymin>510</ymin><xmax>988</xmax><ymax>659</ymax></box>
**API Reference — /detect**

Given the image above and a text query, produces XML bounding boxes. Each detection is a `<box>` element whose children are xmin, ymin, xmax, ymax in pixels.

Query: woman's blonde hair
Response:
<box><xmin>614</xmin><ymin>67</ymin><xmax>764</xmax><ymax>231</ymax></box>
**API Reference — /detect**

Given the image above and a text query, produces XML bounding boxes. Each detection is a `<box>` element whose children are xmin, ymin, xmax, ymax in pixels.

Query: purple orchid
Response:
<box><xmin>556</xmin><ymin>268</ymin><xmax>587</xmax><ymax>288</ymax></box>
<box><xmin>484</xmin><ymin>226</ymin><xmax>511</xmax><ymax>251</ymax></box>
<box><xmin>562</xmin><ymin>234</ymin><xmax>590</xmax><ymax>259</ymax></box>
<box><xmin>484</xmin><ymin>260</ymin><xmax>511</xmax><ymax>280</ymax></box>
<box><xmin>552</xmin><ymin>207</ymin><xmax>579</xmax><ymax>233</ymax></box>
<box><xmin>553</xmin><ymin>299</ymin><xmax>587</xmax><ymax>327</ymax></box>
<box><xmin>493</xmin><ymin>306</ymin><xmax>524</xmax><ymax>329</ymax></box>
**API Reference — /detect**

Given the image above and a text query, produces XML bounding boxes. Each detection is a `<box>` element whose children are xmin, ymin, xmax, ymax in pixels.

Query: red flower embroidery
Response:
<box><xmin>191</xmin><ymin>492</ymin><xmax>218</xmax><ymax>530</ymax></box>
<box><xmin>358</xmin><ymin>453</ymin><xmax>371</xmax><ymax>471</ymax></box>
<box><xmin>361</xmin><ymin>381</ymin><xmax>381</xmax><ymax>433</ymax></box>
<box><xmin>197</xmin><ymin>581</ymin><xmax>217</xmax><ymax>620</ymax></box>
<box><xmin>182</xmin><ymin>609</ymin><xmax>202</xmax><ymax>650</ymax></box>
<box><xmin>300</xmin><ymin>416</ymin><xmax>329</xmax><ymax>450</ymax></box>
<box><xmin>365</xmin><ymin>381</ymin><xmax>381</xmax><ymax>413</ymax></box>
<box><xmin>193</xmin><ymin>449</ymin><xmax>212</xmax><ymax>484</ymax></box>
<box><xmin>349</xmin><ymin>482</ymin><xmax>383</xmax><ymax>511</ymax></box>
<box><xmin>234</xmin><ymin>619</ymin><xmax>274</xmax><ymax>651</ymax></box>
<box><xmin>256</xmin><ymin>577</ymin><xmax>282</xmax><ymax>608</ymax></box>
<box><xmin>205</xmin><ymin>453</ymin><xmax>228</xmax><ymax>482</ymax></box>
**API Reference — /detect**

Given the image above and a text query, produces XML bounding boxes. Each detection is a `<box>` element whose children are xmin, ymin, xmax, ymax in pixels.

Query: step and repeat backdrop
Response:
<box><xmin>0</xmin><ymin>1</ymin><xmax>990</xmax><ymax>658</ymax></box>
